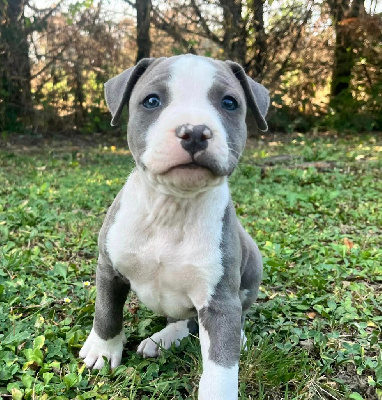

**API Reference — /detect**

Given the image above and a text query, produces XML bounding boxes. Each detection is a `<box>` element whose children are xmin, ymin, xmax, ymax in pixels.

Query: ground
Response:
<box><xmin>0</xmin><ymin>132</ymin><xmax>381</xmax><ymax>400</ymax></box>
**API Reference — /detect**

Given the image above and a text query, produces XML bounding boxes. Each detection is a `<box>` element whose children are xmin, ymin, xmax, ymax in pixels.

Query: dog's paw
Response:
<box><xmin>137</xmin><ymin>320</ymin><xmax>190</xmax><ymax>358</ymax></box>
<box><xmin>79</xmin><ymin>328</ymin><xmax>126</xmax><ymax>369</ymax></box>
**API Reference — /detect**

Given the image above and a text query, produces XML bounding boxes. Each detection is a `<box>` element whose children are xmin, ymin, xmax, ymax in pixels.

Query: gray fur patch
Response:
<box><xmin>93</xmin><ymin>255</ymin><xmax>130</xmax><ymax>340</ymax></box>
<box><xmin>198</xmin><ymin>203</ymin><xmax>242</xmax><ymax>368</ymax></box>
<box><xmin>126</xmin><ymin>59</ymin><xmax>174</xmax><ymax>163</ymax></box>
<box><xmin>207</xmin><ymin>63</ymin><xmax>248</xmax><ymax>176</ymax></box>
<box><xmin>237</xmin><ymin>222</ymin><xmax>263</xmax><ymax>312</ymax></box>
<box><xmin>104</xmin><ymin>58</ymin><xmax>170</xmax><ymax>163</ymax></box>
<box><xmin>198</xmin><ymin>302</ymin><xmax>241</xmax><ymax>368</ymax></box>
<box><xmin>198</xmin><ymin>201</ymin><xmax>263</xmax><ymax>367</ymax></box>
<box><xmin>94</xmin><ymin>188</ymin><xmax>130</xmax><ymax>340</ymax></box>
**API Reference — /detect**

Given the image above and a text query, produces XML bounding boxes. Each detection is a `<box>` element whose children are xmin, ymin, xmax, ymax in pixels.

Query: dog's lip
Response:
<box><xmin>174</xmin><ymin>162</ymin><xmax>205</xmax><ymax>169</ymax></box>
<box><xmin>166</xmin><ymin>162</ymin><xmax>214</xmax><ymax>173</ymax></box>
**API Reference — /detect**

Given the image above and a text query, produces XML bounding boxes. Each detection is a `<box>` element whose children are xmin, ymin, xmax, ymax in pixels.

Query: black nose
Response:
<box><xmin>175</xmin><ymin>124</ymin><xmax>213</xmax><ymax>155</ymax></box>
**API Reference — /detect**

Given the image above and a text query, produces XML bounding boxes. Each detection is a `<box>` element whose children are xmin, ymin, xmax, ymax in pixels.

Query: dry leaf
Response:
<box><xmin>307</xmin><ymin>311</ymin><xmax>317</xmax><ymax>319</ymax></box>
<box><xmin>343</xmin><ymin>237</ymin><xmax>354</xmax><ymax>249</ymax></box>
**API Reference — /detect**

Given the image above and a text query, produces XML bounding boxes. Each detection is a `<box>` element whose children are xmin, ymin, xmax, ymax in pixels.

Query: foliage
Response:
<box><xmin>1</xmin><ymin>0</ymin><xmax>381</xmax><ymax>134</ymax></box>
<box><xmin>323</xmin><ymin>82</ymin><xmax>382</xmax><ymax>133</ymax></box>
<box><xmin>268</xmin><ymin>92</ymin><xmax>319</xmax><ymax>134</ymax></box>
<box><xmin>270</xmin><ymin>88</ymin><xmax>382</xmax><ymax>134</ymax></box>
<box><xmin>0</xmin><ymin>134</ymin><xmax>381</xmax><ymax>399</ymax></box>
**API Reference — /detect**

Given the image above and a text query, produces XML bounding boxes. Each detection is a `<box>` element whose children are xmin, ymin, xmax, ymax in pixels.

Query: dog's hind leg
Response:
<box><xmin>79</xmin><ymin>256</ymin><xmax>130</xmax><ymax>369</ymax></box>
<box><xmin>137</xmin><ymin>317</ymin><xmax>198</xmax><ymax>358</ymax></box>
<box><xmin>238</xmin><ymin>223</ymin><xmax>263</xmax><ymax>352</ymax></box>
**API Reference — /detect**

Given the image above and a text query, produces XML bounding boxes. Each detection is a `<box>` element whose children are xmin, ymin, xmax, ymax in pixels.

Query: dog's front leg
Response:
<box><xmin>79</xmin><ymin>256</ymin><xmax>130</xmax><ymax>369</ymax></box>
<box><xmin>197</xmin><ymin>299</ymin><xmax>242</xmax><ymax>400</ymax></box>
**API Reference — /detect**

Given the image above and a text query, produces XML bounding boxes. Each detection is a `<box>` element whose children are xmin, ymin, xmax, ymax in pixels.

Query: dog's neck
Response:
<box><xmin>126</xmin><ymin>168</ymin><xmax>229</xmax><ymax>229</ymax></box>
<box><xmin>135</xmin><ymin>166</ymin><xmax>226</xmax><ymax>198</ymax></box>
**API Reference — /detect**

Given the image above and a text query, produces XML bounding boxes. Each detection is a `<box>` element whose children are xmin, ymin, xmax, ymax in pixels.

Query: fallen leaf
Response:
<box><xmin>344</xmin><ymin>237</ymin><xmax>354</xmax><ymax>249</ymax></box>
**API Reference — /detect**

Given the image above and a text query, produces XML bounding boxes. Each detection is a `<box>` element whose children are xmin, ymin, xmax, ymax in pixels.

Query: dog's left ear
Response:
<box><xmin>105</xmin><ymin>58</ymin><xmax>156</xmax><ymax>126</ymax></box>
<box><xmin>226</xmin><ymin>61</ymin><xmax>270</xmax><ymax>132</ymax></box>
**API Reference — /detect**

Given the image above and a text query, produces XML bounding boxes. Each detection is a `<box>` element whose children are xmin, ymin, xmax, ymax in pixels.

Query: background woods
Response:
<box><xmin>0</xmin><ymin>0</ymin><xmax>381</xmax><ymax>135</ymax></box>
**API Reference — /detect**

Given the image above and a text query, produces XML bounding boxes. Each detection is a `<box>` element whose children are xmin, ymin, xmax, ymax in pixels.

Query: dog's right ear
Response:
<box><xmin>104</xmin><ymin>58</ymin><xmax>156</xmax><ymax>126</ymax></box>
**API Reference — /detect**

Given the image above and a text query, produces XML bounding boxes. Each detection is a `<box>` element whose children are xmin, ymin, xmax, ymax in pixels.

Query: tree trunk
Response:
<box><xmin>74</xmin><ymin>61</ymin><xmax>86</xmax><ymax>124</ymax></box>
<box><xmin>0</xmin><ymin>0</ymin><xmax>33</xmax><ymax>129</ymax></box>
<box><xmin>329</xmin><ymin>0</ymin><xmax>365</xmax><ymax>105</ymax></box>
<box><xmin>136</xmin><ymin>0</ymin><xmax>152</xmax><ymax>62</ymax></box>
<box><xmin>251</xmin><ymin>0</ymin><xmax>267</xmax><ymax>79</ymax></box>
<box><xmin>220</xmin><ymin>0</ymin><xmax>247</xmax><ymax>65</ymax></box>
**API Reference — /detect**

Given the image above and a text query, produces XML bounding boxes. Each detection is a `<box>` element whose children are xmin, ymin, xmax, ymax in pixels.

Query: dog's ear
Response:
<box><xmin>104</xmin><ymin>58</ymin><xmax>156</xmax><ymax>126</ymax></box>
<box><xmin>225</xmin><ymin>61</ymin><xmax>270</xmax><ymax>132</ymax></box>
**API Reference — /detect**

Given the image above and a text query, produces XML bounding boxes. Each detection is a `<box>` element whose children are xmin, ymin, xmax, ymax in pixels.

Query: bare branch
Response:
<box><xmin>25</xmin><ymin>0</ymin><xmax>64</xmax><ymax>35</ymax></box>
<box><xmin>151</xmin><ymin>7</ymin><xmax>196</xmax><ymax>54</ymax></box>
<box><xmin>190</xmin><ymin>0</ymin><xmax>222</xmax><ymax>45</ymax></box>
<box><xmin>271</xmin><ymin>6</ymin><xmax>313</xmax><ymax>83</ymax></box>
<box><xmin>124</xmin><ymin>0</ymin><xmax>136</xmax><ymax>8</ymax></box>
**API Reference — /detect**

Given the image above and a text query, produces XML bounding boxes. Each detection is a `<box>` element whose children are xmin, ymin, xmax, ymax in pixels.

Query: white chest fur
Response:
<box><xmin>106</xmin><ymin>170</ymin><xmax>230</xmax><ymax>319</ymax></box>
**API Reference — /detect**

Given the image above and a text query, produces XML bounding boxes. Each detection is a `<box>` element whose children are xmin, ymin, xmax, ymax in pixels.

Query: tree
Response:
<box><xmin>31</xmin><ymin>2</ymin><xmax>134</xmax><ymax>131</ymax></box>
<box><xmin>136</xmin><ymin>0</ymin><xmax>152</xmax><ymax>62</ymax></box>
<box><xmin>249</xmin><ymin>0</ymin><xmax>267</xmax><ymax>78</ymax></box>
<box><xmin>328</xmin><ymin>0</ymin><xmax>366</xmax><ymax>105</ymax></box>
<box><xmin>0</xmin><ymin>0</ymin><xmax>33</xmax><ymax>130</ymax></box>
<box><xmin>220</xmin><ymin>0</ymin><xmax>247</xmax><ymax>64</ymax></box>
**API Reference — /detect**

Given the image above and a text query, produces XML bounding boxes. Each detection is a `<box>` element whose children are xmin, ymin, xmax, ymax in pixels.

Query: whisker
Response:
<box><xmin>225</xmin><ymin>143</ymin><xmax>243</xmax><ymax>157</ymax></box>
<box><xmin>227</xmin><ymin>147</ymin><xmax>243</xmax><ymax>157</ymax></box>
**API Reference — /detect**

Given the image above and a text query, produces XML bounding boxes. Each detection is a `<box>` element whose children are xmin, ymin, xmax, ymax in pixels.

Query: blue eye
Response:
<box><xmin>143</xmin><ymin>94</ymin><xmax>161</xmax><ymax>109</ymax></box>
<box><xmin>222</xmin><ymin>96</ymin><xmax>238</xmax><ymax>111</ymax></box>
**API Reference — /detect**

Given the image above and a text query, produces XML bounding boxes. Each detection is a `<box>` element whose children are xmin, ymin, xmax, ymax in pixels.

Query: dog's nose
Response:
<box><xmin>175</xmin><ymin>124</ymin><xmax>213</xmax><ymax>155</ymax></box>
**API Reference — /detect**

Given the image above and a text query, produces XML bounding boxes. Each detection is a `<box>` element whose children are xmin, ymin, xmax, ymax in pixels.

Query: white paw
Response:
<box><xmin>79</xmin><ymin>328</ymin><xmax>126</xmax><ymax>369</ymax></box>
<box><xmin>137</xmin><ymin>320</ymin><xmax>190</xmax><ymax>358</ymax></box>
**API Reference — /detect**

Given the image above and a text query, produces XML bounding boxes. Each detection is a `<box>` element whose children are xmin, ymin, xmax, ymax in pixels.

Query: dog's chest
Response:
<box><xmin>106</xmin><ymin>173</ymin><xmax>229</xmax><ymax>318</ymax></box>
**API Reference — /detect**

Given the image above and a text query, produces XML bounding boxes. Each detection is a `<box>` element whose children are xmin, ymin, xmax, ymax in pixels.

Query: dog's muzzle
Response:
<box><xmin>176</xmin><ymin>124</ymin><xmax>213</xmax><ymax>156</ymax></box>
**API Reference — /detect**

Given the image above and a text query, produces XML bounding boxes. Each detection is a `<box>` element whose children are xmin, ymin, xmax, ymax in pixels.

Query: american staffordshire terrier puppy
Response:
<box><xmin>79</xmin><ymin>54</ymin><xmax>269</xmax><ymax>399</ymax></box>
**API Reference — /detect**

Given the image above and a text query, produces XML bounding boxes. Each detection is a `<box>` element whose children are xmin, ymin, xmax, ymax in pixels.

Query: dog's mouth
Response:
<box><xmin>175</xmin><ymin>162</ymin><xmax>204</xmax><ymax>169</ymax></box>
<box><xmin>169</xmin><ymin>162</ymin><xmax>212</xmax><ymax>172</ymax></box>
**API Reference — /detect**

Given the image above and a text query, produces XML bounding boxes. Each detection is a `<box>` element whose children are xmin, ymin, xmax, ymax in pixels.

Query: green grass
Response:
<box><xmin>0</xmin><ymin>133</ymin><xmax>381</xmax><ymax>399</ymax></box>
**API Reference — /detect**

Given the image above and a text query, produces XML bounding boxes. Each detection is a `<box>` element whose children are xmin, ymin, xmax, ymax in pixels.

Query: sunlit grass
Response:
<box><xmin>0</xmin><ymin>133</ymin><xmax>381</xmax><ymax>399</ymax></box>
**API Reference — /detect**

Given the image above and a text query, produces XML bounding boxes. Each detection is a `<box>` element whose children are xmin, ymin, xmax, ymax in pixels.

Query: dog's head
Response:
<box><xmin>105</xmin><ymin>55</ymin><xmax>269</xmax><ymax>195</ymax></box>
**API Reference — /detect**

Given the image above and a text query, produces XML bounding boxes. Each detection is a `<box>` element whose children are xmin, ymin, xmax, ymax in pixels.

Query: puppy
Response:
<box><xmin>79</xmin><ymin>54</ymin><xmax>269</xmax><ymax>400</ymax></box>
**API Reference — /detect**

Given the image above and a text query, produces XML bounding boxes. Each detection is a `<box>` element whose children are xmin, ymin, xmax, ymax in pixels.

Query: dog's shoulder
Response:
<box><xmin>98</xmin><ymin>186</ymin><xmax>125</xmax><ymax>262</ymax></box>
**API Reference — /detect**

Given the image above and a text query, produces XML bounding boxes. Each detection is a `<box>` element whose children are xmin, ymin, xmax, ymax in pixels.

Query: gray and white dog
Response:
<box><xmin>79</xmin><ymin>54</ymin><xmax>269</xmax><ymax>399</ymax></box>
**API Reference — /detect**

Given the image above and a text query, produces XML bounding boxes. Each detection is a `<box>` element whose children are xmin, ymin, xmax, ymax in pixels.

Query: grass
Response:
<box><xmin>0</xmin><ymin>133</ymin><xmax>381</xmax><ymax>399</ymax></box>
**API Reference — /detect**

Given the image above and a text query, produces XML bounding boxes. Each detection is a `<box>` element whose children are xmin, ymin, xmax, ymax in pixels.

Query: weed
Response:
<box><xmin>0</xmin><ymin>134</ymin><xmax>381</xmax><ymax>399</ymax></box>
